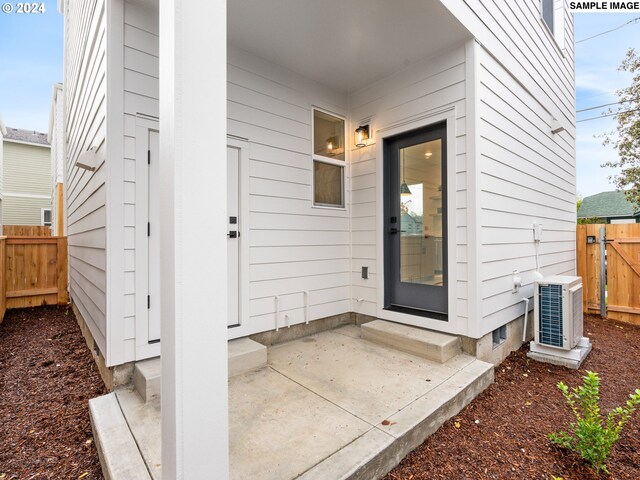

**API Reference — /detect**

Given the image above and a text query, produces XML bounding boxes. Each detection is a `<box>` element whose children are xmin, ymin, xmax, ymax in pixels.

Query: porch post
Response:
<box><xmin>159</xmin><ymin>1</ymin><xmax>228</xmax><ymax>479</ymax></box>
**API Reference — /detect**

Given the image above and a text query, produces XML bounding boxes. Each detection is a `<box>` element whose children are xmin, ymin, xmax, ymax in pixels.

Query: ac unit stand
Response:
<box><xmin>527</xmin><ymin>337</ymin><xmax>592</xmax><ymax>369</ymax></box>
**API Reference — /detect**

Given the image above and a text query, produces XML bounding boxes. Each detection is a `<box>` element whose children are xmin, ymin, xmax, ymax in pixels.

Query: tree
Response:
<box><xmin>601</xmin><ymin>48</ymin><xmax>640</xmax><ymax>208</ymax></box>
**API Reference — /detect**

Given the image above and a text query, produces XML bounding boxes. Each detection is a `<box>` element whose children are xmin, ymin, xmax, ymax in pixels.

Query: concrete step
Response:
<box><xmin>229</xmin><ymin>337</ymin><xmax>267</xmax><ymax>377</ymax></box>
<box><xmin>89</xmin><ymin>392</ymin><xmax>151</xmax><ymax>480</ymax></box>
<box><xmin>133</xmin><ymin>358</ymin><xmax>161</xmax><ymax>403</ymax></box>
<box><xmin>361</xmin><ymin>320</ymin><xmax>461</xmax><ymax>363</ymax></box>
<box><xmin>132</xmin><ymin>338</ymin><xmax>267</xmax><ymax>402</ymax></box>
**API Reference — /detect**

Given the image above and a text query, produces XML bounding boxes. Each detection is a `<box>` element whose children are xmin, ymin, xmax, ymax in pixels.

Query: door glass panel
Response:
<box><xmin>399</xmin><ymin>139</ymin><xmax>443</xmax><ymax>286</ymax></box>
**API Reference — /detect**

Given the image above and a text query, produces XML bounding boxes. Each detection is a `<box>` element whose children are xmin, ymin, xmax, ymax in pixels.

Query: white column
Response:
<box><xmin>159</xmin><ymin>1</ymin><xmax>228</xmax><ymax>478</ymax></box>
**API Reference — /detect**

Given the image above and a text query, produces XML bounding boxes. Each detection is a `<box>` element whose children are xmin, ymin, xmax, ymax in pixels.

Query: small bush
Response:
<box><xmin>549</xmin><ymin>371</ymin><xmax>640</xmax><ymax>473</ymax></box>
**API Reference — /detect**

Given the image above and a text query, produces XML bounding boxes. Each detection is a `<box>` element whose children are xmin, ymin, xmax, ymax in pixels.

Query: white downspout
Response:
<box><xmin>521</xmin><ymin>296</ymin><xmax>530</xmax><ymax>343</ymax></box>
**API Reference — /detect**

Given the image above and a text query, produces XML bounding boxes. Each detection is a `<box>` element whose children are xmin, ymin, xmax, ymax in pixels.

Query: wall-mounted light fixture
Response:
<box><xmin>76</xmin><ymin>146</ymin><xmax>98</xmax><ymax>171</ymax></box>
<box><xmin>354</xmin><ymin>124</ymin><xmax>370</xmax><ymax>148</ymax></box>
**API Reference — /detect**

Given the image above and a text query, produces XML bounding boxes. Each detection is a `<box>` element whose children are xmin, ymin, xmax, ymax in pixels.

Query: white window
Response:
<box><xmin>541</xmin><ymin>0</ymin><xmax>554</xmax><ymax>33</ymax></box>
<box><xmin>312</xmin><ymin>108</ymin><xmax>345</xmax><ymax>208</ymax></box>
<box><xmin>541</xmin><ymin>0</ymin><xmax>565</xmax><ymax>50</ymax></box>
<box><xmin>42</xmin><ymin>208</ymin><xmax>52</xmax><ymax>227</ymax></box>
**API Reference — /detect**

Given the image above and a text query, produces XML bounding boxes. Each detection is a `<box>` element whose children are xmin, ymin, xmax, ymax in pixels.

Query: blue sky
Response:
<box><xmin>575</xmin><ymin>13</ymin><xmax>640</xmax><ymax>197</ymax></box>
<box><xmin>0</xmin><ymin>6</ymin><xmax>638</xmax><ymax>199</ymax></box>
<box><xmin>0</xmin><ymin>0</ymin><xmax>62</xmax><ymax>133</ymax></box>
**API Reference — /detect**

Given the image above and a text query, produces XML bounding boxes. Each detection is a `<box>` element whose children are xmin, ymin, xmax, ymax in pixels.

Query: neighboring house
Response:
<box><xmin>577</xmin><ymin>190</ymin><xmax>640</xmax><ymax>224</ymax></box>
<box><xmin>60</xmin><ymin>0</ymin><xmax>576</xmax><ymax>389</ymax></box>
<box><xmin>0</xmin><ymin>119</ymin><xmax>52</xmax><ymax>230</ymax></box>
<box><xmin>48</xmin><ymin>83</ymin><xmax>65</xmax><ymax>236</ymax></box>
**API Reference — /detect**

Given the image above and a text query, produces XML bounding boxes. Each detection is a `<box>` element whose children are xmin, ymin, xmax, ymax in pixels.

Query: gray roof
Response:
<box><xmin>3</xmin><ymin>127</ymin><xmax>50</xmax><ymax>146</ymax></box>
<box><xmin>577</xmin><ymin>191</ymin><xmax>639</xmax><ymax>218</ymax></box>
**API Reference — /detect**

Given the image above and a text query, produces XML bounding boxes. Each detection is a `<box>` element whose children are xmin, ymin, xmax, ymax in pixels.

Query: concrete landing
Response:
<box><xmin>362</xmin><ymin>319</ymin><xmax>461</xmax><ymax>363</ymax></box>
<box><xmin>90</xmin><ymin>324</ymin><xmax>493</xmax><ymax>480</ymax></box>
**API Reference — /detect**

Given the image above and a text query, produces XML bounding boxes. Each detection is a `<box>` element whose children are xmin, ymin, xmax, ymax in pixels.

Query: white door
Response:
<box><xmin>227</xmin><ymin>146</ymin><xmax>240</xmax><ymax>327</ymax></box>
<box><xmin>148</xmin><ymin>131</ymin><xmax>161</xmax><ymax>341</ymax></box>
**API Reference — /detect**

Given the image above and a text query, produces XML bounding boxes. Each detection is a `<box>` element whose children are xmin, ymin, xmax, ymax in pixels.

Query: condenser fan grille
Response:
<box><xmin>539</xmin><ymin>284</ymin><xmax>563</xmax><ymax>347</ymax></box>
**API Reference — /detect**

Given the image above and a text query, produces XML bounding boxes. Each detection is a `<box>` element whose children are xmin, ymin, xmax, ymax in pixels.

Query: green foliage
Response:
<box><xmin>577</xmin><ymin>216</ymin><xmax>603</xmax><ymax>225</ymax></box>
<box><xmin>549</xmin><ymin>371</ymin><xmax>640</xmax><ymax>473</ymax></box>
<box><xmin>601</xmin><ymin>48</ymin><xmax>640</xmax><ymax>209</ymax></box>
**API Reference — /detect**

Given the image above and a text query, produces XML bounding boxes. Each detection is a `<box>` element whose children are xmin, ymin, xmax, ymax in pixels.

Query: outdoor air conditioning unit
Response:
<box><xmin>534</xmin><ymin>275</ymin><xmax>583</xmax><ymax>351</ymax></box>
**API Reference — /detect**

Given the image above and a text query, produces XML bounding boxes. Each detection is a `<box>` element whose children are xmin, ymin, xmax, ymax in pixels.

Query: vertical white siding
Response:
<box><xmin>438</xmin><ymin>1</ymin><xmax>576</xmax><ymax>336</ymax></box>
<box><xmin>349</xmin><ymin>44</ymin><xmax>470</xmax><ymax>330</ymax></box>
<box><xmin>63</xmin><ymin>0</ymin><xmax>108</xmax><ymax>356</ymax></box>
<box><xmin>122</xmin><ymin>1</ymin><xmax>159</xmax><ymax>359</ymax></box>
<box><xmin>228</xmin><ymin>47</ymin><xmax>351</xmax><ymax>337</ymax></box>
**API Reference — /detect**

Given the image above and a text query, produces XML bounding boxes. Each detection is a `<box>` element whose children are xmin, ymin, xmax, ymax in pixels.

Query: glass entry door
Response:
<box><xmin>384</xmin><ymin>123</ymin><xmax>448</xmax><ymax>317</ymax></box>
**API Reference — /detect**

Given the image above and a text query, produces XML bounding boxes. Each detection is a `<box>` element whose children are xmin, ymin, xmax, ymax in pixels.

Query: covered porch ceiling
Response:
<box><xmin>228</xmin><ymin>0</ymin><xmax>471</xmax><ymax>94</ymax></box>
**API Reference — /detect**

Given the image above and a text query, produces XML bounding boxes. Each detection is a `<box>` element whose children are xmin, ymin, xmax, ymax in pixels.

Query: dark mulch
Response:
<box><xmin>385</xmin><ymin>315</ymin><xmax>640</xmax><ymax>480</ymax></box>
<box><xmin>0</xmin><ymin>306</ymin><xmax>106</xmax><ymax>479</ymax></box>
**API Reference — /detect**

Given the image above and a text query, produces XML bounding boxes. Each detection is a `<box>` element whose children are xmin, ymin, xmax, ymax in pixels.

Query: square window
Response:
<box><xmin>314</xmin><ymin>109</ymin><xmax>345</xmax><ymax>161</ymax></box>
<box><xmin>42</xmin><ymin>208</ymin><xmax>52</xmax><ymax>227</ymax></box>
<box><xmin>314</xmin><ymin>160</ymin><xmax>344</xmax><ymax>207</ymax></box>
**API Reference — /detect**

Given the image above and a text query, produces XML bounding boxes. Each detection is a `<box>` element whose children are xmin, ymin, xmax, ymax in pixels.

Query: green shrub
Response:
<box><xmin>549</xmin><ymin>371</ymin><xmax>640</xmax><ymax>473</ymax></box>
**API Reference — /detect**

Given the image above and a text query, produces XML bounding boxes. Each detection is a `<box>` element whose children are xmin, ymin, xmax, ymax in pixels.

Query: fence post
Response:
<box><xmin>599</xmin><ymin>226</ymin><xmax>606</xmax><ymax>318</ymax></box>
<box><xmin>57</xmin><ymin>237</ymin><xmax>69</xmax><ymax>305</ymax></box>
<box><xmin>0</xmin><ymin>237</ymin><xmax>5</xmax><ymax>322</ymax></box>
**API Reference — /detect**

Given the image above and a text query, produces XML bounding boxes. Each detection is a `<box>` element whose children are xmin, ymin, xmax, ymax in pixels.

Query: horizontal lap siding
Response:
<box><xmin>477</xmin><ymin>45</ymin><xmax>576</xmax><ymax>331</ymax></box>
<box><xmin>122</xmin><ymin>1</ymin><xmax>159</xmax><ymax>357</ymax></box>
<box><xmin>228</xmin><ymin>47</ymin><xmax>350</xmax><ymax>333</ymax></box>
<box><xmin>64</xmin><ymin>0</ymin><xmax>107</xmax><ymax>354</ymax></box>
<box><xmin>349</xmin><ymin>45</ymin><xmax>469</xmax><ymax>322</ymax></box>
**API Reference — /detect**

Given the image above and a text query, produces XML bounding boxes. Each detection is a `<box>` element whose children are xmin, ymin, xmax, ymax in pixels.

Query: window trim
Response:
<box><xmin>540</xmin><ymin>0</ymin><xmax>566</xmax><ymax>55</ymax></box>
<box><xmin>311</xmin><ymin>107</ymin><xmax>347</xmax><ymax>209</ymax></box>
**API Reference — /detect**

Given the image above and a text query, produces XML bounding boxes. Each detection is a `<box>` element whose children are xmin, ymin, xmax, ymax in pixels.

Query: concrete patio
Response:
<box><xmin>90</xmin><ymin>322</ymin><xmax>494</xmax><ymax>480</ymax></box>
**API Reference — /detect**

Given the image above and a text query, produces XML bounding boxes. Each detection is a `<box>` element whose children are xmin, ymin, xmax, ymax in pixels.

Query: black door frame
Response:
<box><xmin>383</xmin><ymin>121</ymin><xmax>448</xmax><ymax>319</ymax></box>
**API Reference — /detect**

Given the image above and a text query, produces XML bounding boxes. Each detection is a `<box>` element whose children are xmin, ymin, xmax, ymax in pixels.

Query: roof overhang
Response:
<box><xmin>228</xmin><ymin>0</ymin><xmax>471</xmax><ymax>94</ymax></box>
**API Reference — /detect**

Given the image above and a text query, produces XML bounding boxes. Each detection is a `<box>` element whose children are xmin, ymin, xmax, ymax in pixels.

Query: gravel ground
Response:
<box><xmin>385</xmin><ymin>315</ymin><xmax>640</xmax><ymax>480</ymax></box>
<box><xmin>0</xmin><ymin>306</ymin><xmax>106</xmax><ymax>480</ymax></box>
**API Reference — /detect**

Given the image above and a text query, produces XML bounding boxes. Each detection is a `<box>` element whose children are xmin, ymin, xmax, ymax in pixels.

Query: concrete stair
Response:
<box><xmin>132</xmin><ymin>338</ymin><xmax>267</xmax><ymax>402</ymax></box>
<box><xmin>361</xmin><ymin>320</ymin><xmax>460</xmax><ymax>363</ymax></box>
<box><xmin>133</xmin><ymin>358</ymin><xmax>161</xmax><ymax>403</ymax></box>
<box><xmin>228</xmin><ymin>337</ymin><xmax>267</xmax><ymax>377</ymax></box>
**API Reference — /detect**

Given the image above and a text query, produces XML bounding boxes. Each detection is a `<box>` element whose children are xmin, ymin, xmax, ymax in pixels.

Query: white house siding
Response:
<box><xmin>63</xmin><ymin>0</ymin><xmax>108</xmax><ymax>360</ymax></box>
<box><xmin>121</xmin><ymin>1</ymin><xmax>159</xmax><ymax>361</ymax></box>
<box><xmin>441</xmin><ymin>1</ymin><xmax>576</xmax><ymax>337</ymax></box>
<box><xmin>227</xmin><ymin>46</ymin><xmax>351</xmax><ymax>338</ymax></box>
<box><xmin>349</xmin><ymin>44</ymin><xmax>471</xmax><ymax>334</ymax></box>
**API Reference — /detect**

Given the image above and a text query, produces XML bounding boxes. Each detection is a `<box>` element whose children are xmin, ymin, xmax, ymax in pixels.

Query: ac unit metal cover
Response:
<box><xmin>534</xmin><ymin>276</ymin><xmax>583</xmax><ymax>351</ymax></box>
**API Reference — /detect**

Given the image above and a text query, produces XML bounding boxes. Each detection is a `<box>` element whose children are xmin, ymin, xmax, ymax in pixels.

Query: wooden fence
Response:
<box><xmin>0</xmin><ymin>236</ymin><xmax>68</xmax><ymax>322</ymax></box>
<box><xmin>577</xmin><ymin>223</ymin><xmax>640</xmax><ymax>325</ymax></box>
<box><xmin>3</xmin><ymin>225</ymin><xmax>52</xmax><ymax>236</ymax></box>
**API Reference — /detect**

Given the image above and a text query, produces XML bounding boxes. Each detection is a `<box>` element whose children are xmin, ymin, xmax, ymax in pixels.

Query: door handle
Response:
<box><xmin>389</xmin><ymin>227</ymin><xmax>398</xmax><ymax>235</ymax></box>
<box><xmin>227</xmin><ymin>231</ymin><xmax>238</xmax><ymax>238</ymax></box>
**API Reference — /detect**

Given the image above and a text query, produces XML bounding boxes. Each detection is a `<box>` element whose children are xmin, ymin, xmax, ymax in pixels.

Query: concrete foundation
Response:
<box><xmin>72</xmin><ymin>303</ymin><xmax>133</xmax><ymax>391</ymax></box>
<box><xmin>527</xmin><ymin>337</ymin><xmax>592</xmax><ymax>369</ymax></box>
